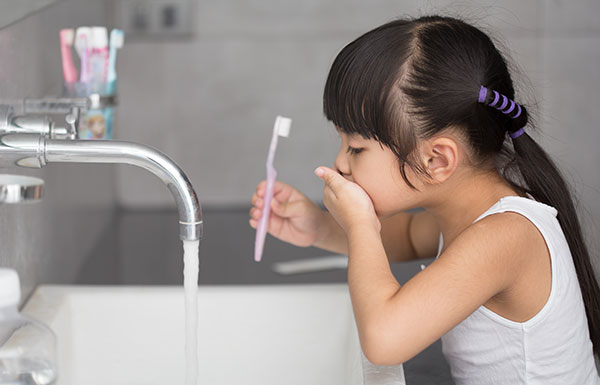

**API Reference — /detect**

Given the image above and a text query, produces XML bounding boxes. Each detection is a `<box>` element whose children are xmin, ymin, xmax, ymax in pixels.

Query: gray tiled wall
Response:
<box><xmin>0</xmin><ymin>0</ymin><xmax>116</xmax><ymax>303</ymax></box>
<box><xmin>113</xmin><ymin>0</ymin><xmax>599</xmax><ymax>275</ymax></box>
<box><xmin>113</xmin><ymin>0</ymin><xmax>543</xmax><ymax>206</ymax></box>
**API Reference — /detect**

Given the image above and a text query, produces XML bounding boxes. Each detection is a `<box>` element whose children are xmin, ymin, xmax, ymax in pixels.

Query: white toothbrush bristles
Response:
<box><xmin>275</xmin><ymin>115</ymin><xmax>292</xmax><ymax>137</ymax></box>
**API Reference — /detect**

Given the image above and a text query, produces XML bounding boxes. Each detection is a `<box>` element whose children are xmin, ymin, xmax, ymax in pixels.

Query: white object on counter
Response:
<box><xmin>0</xmin><ymin>269</ymin><xmax>57</xmax><ymax>385</ymax></box>
<box><xmin>271</xmin><ymin>255</ymin><xmax>348</xmax><ymax>275</ymax></box>
<box><xmin>361</xmin><ymin>350</ymin><xmax>406</xmax><ymax>385</ymax></box>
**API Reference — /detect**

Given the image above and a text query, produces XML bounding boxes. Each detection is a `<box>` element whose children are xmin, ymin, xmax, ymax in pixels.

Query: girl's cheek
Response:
<box><xmin>353</xmin><ymin>177</ymin><xmax>379</xmax><ymax>205</ymax></box>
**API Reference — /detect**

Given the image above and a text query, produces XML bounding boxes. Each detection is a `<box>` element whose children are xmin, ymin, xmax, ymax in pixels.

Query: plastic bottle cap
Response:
<box><xmin>0</xmin><ymin>268</ymin><xmax>21</xmax><ymax>307</ymax></box>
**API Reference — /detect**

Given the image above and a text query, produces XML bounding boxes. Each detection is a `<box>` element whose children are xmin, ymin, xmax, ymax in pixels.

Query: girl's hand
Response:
<box><xmin>249</xmin><ymin>180</ymin><xmax>328</xmax><ymax>247</ymax></box>
<box><xmin>314</xmin><ymin>166</ymin><xmax>381</xmax><ymax>234</ymax></box>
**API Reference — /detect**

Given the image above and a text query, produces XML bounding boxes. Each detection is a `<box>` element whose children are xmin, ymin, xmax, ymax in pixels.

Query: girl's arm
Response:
<box><xmin>349</xmin><ymin>212</ymin><xmax>527</xmax><ymax>365</ymax></box>
<box><xmin>311</xmin><ymin>211</ymin><xmax>348</xmax><ymax>255</ymax></box>
<box><xmin>315</xmin><ymin>166</ymin><xmax>525</xmax><ymax>365</ymax></box>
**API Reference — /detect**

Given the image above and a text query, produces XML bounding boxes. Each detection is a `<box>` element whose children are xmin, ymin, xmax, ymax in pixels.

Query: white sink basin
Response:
<box><xmin>22</xmin><ymin>284</ymin><xmax>405</xmax><ymax>385</ymax></box>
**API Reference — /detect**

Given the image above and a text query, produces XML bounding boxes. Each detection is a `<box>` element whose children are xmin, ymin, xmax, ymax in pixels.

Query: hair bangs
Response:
<box><xmin>323</xmin><ymin>23</ymin><xmax>415</xmax><ymax>143</ymax></box>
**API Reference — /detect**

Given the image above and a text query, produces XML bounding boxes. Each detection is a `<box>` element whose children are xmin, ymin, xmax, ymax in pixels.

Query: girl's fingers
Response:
<box><xmin>256</xmin><ymin>180</ymin><xmax>271</xmax><ymax>196</ymax></box>
<box><xmin>250</xmin><ymin>207</ymin><xmax>262</xmax><ymax>220</ymax></box>
<box><xmin>250</xmin><ymin>214</ymin><xmax>277</xmax><ymax>232</ymax></box>
<box><xmin>255</xmin><ymin>188</ymin><xmax>265</xmax><ymax>198</ymax></box>
<box><xmin>273</xmin><ymin>182</ymin><xmax>294</xmax><ymax>202</ymax></box>
<box><xmin>251</xmin><ymin>194</ymin><xmax>263</xmax><ymax>208</ymax></box>
<box><xmin>269</xmin><ymin>198</ymin><xmax>281</xmax><ymax>213</ymax></box>
<box><xmin>256</xmin><ymin>180</ymin><xmax>293</xmax><ymax>202</ymax></box>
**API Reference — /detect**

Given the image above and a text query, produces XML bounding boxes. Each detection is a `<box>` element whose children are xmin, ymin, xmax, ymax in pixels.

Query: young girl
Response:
<box><xmin>249</xmin><ymin>15</ymin><xmax>600</xmax><ymax>384</ymax></box>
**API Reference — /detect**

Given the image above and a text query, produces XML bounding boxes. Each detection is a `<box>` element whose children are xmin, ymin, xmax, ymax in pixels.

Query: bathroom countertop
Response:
<box><xmin>76</xmin><ymin>207</ymin><xmax>454</xmax><ymax>385</ymax></box>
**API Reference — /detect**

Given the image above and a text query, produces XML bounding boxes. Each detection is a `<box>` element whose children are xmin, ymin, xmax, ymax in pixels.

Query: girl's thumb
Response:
<box><xmin>315</xmin><ymin>166</ymin><xmax>343</xmax><ymax>193</ymax></box>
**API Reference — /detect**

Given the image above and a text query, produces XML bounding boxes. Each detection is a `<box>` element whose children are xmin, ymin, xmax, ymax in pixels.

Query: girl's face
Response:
<box><xmin>334</xmin><ymin>131</ymin><xmax>422</xmax><ymax>217</ymax></box>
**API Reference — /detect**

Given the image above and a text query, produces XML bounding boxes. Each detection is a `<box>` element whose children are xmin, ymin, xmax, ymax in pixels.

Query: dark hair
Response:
<box><xmin>323</xmin><ymin>15</ymin><xmax>600</xmax><ymax>358</ymax></box>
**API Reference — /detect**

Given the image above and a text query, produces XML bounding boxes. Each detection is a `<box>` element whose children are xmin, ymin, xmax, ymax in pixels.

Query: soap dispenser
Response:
<box><xmin>0</xmin><ymin>269</ymin><xmax>57</xmax><ymax>385</ymax></box>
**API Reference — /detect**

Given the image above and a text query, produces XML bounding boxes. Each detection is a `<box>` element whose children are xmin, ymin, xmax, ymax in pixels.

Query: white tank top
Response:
<box><xmin>437</xmin><ymin>193</ymin><xmax>600</xmax><ymax>385</ymax></box>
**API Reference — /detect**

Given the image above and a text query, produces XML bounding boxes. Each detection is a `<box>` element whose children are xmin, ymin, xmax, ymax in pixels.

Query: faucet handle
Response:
<box><xmin>0</xmin><ymin>104</ymin><xmax>53</xmax><ymax>136</ymax></box>
<box><xmin>0</xmin><ymin>104</ymin><xmax>79</xmax><ymax>140</ymax></box>
<box><xmin>52</xmin><ymin>107</ymin><xmax>80</xmax><ymax>140</ymax></box>
<box><xmin>2</xmin><ymin>99</ymin><xmax>84</xmax><ymax>140</ymax></box>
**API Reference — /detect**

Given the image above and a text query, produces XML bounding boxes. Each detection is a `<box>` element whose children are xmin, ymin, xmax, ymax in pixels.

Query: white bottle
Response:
<box><xmin>0</xmin><ymin>269</ymin><xmax>57</xmax><ymax>385</ymax></box>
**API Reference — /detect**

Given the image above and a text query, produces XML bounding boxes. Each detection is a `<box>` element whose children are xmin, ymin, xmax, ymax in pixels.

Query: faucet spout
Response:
<box><xmin>0</xmin><ymin>133</ymin><xmax>203</xmax><ymax>241</ymax></box>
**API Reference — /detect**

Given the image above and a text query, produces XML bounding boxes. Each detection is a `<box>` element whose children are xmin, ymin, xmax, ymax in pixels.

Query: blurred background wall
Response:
<box><xmin>112</xmin><ymin>0</ymin><xmax>600</xmax><ymax>273</ymax></box>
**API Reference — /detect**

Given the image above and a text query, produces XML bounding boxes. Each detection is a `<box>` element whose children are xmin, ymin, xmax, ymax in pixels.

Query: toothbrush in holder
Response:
<box><xmin>90</xmin><ymin>27</ymin><xmax>109</xmax><ymax>86</ymax></box>
<box><xmin>254</xmin><ymin>115</ymin><xmax>292</xmax><ymax>262</ymax></box>
<box><xmin>106</xmin><ymin>29</ymin><xmax>124</xmax><ymax>95</ymax></box>
<box><xmin>59</xmin><ymin>29</ymin><xmax>78</xmax><ymax>84</ymax></box>
<box><xmin>75</xmin><ymin>27</ymin><xmax>92</xmax><ymax>85</ymax></box>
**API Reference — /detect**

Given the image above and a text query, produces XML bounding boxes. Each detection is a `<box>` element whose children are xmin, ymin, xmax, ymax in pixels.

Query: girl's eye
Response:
<box><xmin>347</xmin><ymin>147</ymin><xmax>363</xmax><ymax>156</ymax></box>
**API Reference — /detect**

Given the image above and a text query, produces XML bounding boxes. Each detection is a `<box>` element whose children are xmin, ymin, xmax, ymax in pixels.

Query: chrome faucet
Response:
<box><xmin>0</xmin><ymin>102</ymin><xmax>202</xmax><ymax>241</ymax></box>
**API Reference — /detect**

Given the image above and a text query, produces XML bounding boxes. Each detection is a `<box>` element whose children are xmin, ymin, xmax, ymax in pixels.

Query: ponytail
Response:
<box><xmin>506</xmin><ymin>112</ymin><xmax>600</xmax><ymax>359</ymax></box>
<box><xmin>480</xmin><ymin>85</ymin><xmax>600</xmax><ymax>358</ymax></box>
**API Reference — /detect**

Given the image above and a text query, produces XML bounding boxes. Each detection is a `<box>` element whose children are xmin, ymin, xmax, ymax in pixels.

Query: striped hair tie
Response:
<box><xmin>478</xmin><ymin>85</ymin><xmax>525</xmax><ymax>139</ymax></box>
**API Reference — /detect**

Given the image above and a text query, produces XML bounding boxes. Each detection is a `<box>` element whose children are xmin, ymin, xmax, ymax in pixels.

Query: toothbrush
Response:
<box><xmin>90</xmin><ymin>26</ymin><xmax>109</xmax><ymax>85</ymax></box>
<box><xmin>75</xmin><ymin>27</ymin><xmax>92</xmax><ymax>84</ymax></box>
<box><xmin>254</xmin><ymin>115</ymin><xmax>292</xmax><ymax>262</ymax></box>
<box><xmin>59</xmin><ymin>29</ymin><xmax>78</xmax><ymax>83</ymax></box>
<box><xmin>106</xmin><ymin>29</ymin><xmax>124</xmax><ymax>94</ymax></box>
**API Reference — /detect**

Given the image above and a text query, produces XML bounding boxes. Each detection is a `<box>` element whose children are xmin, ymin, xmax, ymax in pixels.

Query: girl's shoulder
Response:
<box><xmin>452</xmin><ymin>209</ymin><xmax>546</xmax><ymax>280</ymax></box>
<box><xmin>465</xmin><ymin>201</ymin><xmax>552</xmax><ymax>275</ymax></box>
<box><xmin>464</xmin><ymin>210</ymin><xmax>552</xmax><ymax>322</ymax></box>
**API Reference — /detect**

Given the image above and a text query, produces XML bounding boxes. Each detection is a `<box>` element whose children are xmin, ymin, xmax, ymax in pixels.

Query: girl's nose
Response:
<box><xmin>335</xmin><ymin>166</ymin><xmax>349</xmax><ymax>177</ymax></box>
<box><xmin>334</xmin><ymin>152</ymin><xmax>351</xmax><ymax>179</ymax></box>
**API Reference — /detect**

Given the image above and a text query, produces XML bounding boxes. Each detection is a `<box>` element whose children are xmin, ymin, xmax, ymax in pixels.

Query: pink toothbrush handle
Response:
<box><xmin>60</xmin><ymin>39</ymin><xmax>77</xmax><ymax>83</ymax></box>
<box><xmin>254</xmin><ymin>168</ymin><xmax>277</xmax><ymax>262</ymax></box>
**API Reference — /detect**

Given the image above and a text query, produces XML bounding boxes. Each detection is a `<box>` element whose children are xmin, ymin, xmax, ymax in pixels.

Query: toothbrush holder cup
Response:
<box><xmin>63</xmin><ymin>80</ymin><xmax>117</xmax><ymax>140</ymax></box>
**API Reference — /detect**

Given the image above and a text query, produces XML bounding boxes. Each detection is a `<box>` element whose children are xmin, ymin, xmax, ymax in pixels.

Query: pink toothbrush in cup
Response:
<box><xmin>254</xmin><ymin>115</ymin><xmax>292</xmax><ymax>262</ymax></box>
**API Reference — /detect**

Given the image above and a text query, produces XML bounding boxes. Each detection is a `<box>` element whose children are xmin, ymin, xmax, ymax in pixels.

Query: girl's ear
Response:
<box><xmin>422</xmin><ymin>136</ymin><xmax>459</xmax><ymax>184</ymax></box>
